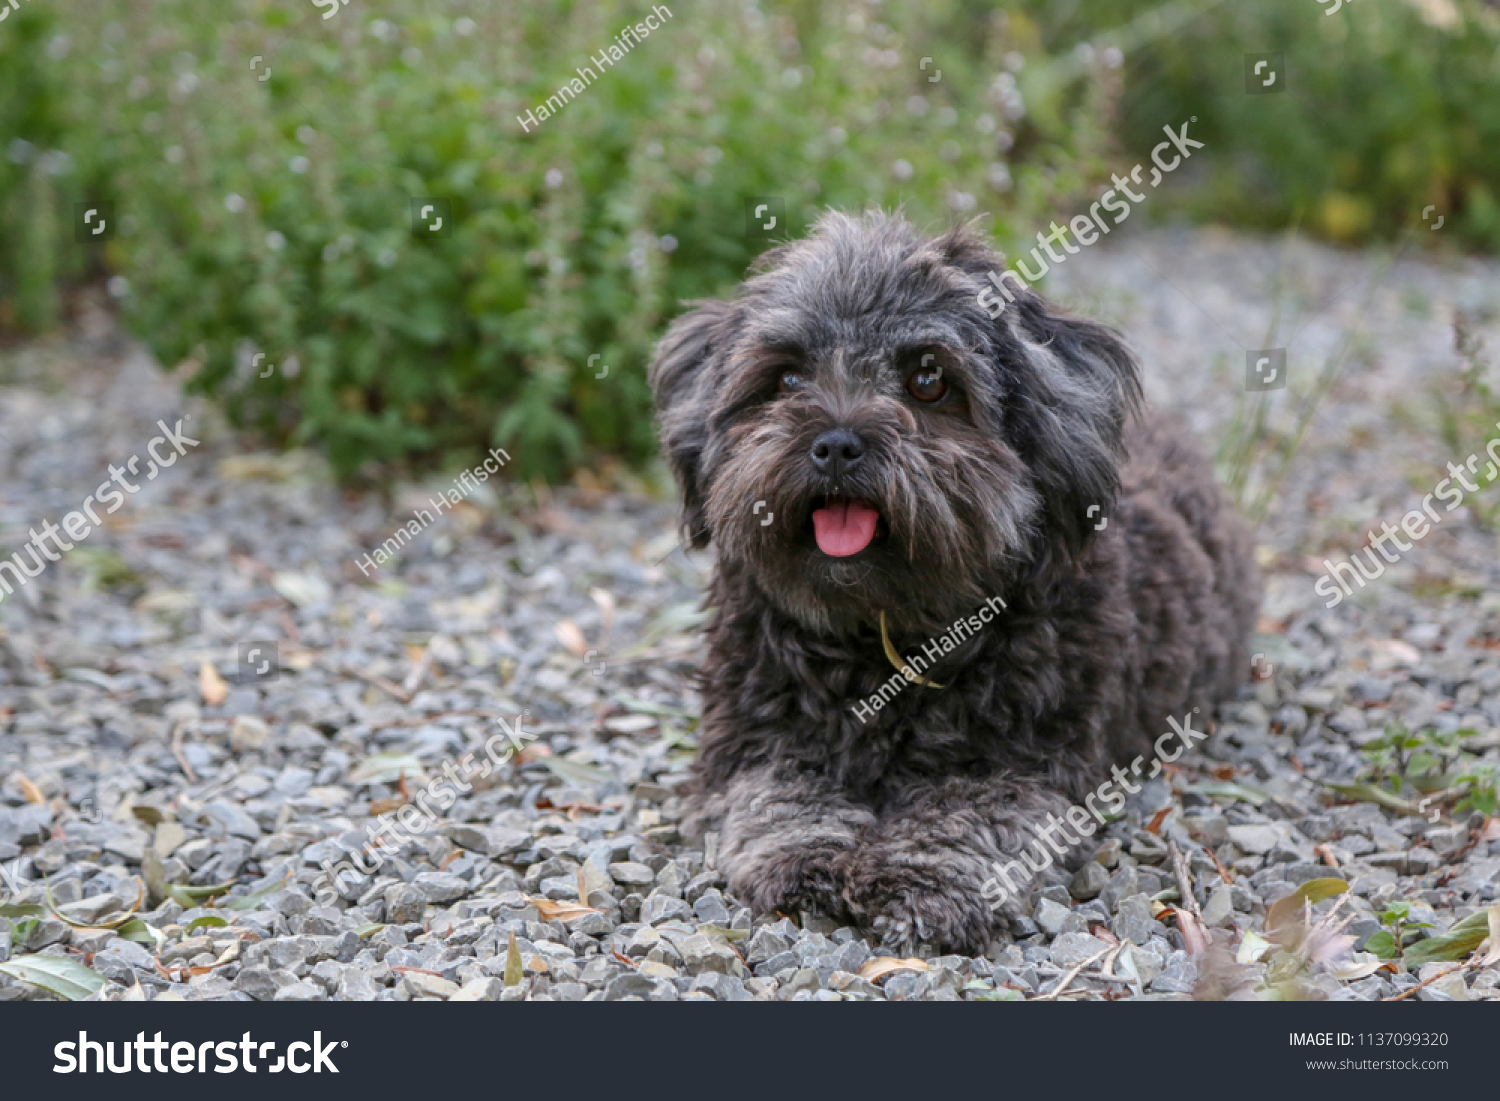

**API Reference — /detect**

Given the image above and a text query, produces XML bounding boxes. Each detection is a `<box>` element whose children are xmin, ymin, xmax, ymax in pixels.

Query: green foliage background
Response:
<box><xmin>0</xmin><ymin>0</ymin><xmax>1496</xmax><ymax>481</ymax></box>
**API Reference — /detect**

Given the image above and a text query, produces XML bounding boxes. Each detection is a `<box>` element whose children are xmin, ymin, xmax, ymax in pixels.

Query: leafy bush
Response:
<box><xmin>1097</xmin><ymin>0</ymin><xmax>1500</xmax><ymax>247</ymax></box>
<box><xmin>3</xmin><ymin>0</ymin><xmax>1498</xmax><ymax>480</ymax></box>
<box><xmin>0</xmin><ymin>0</ymin><xmax>1113</xmax><ymax>480</ymax></box>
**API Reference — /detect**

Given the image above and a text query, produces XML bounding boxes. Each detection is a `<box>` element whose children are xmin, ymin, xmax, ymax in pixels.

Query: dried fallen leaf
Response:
<box><xmin>1171</xmin><ymin>906</ymin><xmax>1211</xmax><ymax>956</ymax></box>
<box><xmin>46</xmin><ymin>878</ymin><xmax>143</xmax><ymax>930</ymax></box>
<box><xmin>589</xmin><ymin>588</ymin><xmax>617</xmax><ymax>636</ymax></box>
<box><xmin>1145</xmin><ymin>806</ymin><xmax>1172</xmax><ymax>835</ymax></box>
<box><xmin>1313</xmin><ymin>843</ymin><xmax>1340</xmax><ymax>869</ymax></box>
<box><xmin>271</xmin><ymin>570</ymin><xmax>331</xmax><ymax>608</ymax></box>
<box><xmin>525</xmin><ymin>896</ymin><xmax>600</xmax><ymax>923</ymax></box>
<box><xmin>504</xmin><ymin>931</ymin><xmax>523</xmax><ymax>987</ymax></box>
<box><xmin>1483</xmin><ymin>906</ymin><xmax>1500</xmax><ymax>968</ymax></box>
<box><xmin>1369</xmin><ymin>638</ymin><xmax>1422</xmax><ymax>670</ymax></box>
<box><xmin>1267</xmin><ymin>878</ymin><xmax>1349</xmax><ymax>934</ymax></box>
<box><xmin>858</xmin><ymin>956</ymin><xmax>930</xmax><ymax>983</ymax></box>
<box><xmin>1236</xmin><ymin>929</ymin><xmax>1273</xmax><ymax>965</ymax></box>
<box><xmin>368</xmin><ymin>796</ymin><xmax>409</xmax><ymax>816</ymax></box>
<box><xmin>16</xmin><ymin>775</ymin><xmax>44</xmax><ymax>804</ymax></box>
<box><xmin>199</xmin><ymin>660</ymin><xmax>229</xmax><ymax>706</ymax></box>
<box><xmin>554</xmin><ymin>619</ymin><xmax>589</xmax><ymax>657</ymax></box>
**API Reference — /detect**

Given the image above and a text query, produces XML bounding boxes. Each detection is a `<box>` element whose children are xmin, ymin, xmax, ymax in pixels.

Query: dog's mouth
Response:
<box><xmin>809</xmin><ymin>495</ymin><xmax>883</xmax><ymax>557</ymax></box>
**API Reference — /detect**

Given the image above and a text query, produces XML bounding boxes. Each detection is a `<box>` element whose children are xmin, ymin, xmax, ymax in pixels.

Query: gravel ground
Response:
<box><xmin>2</xmin><ymin>229</ymin><xmax>1500</xmax><ymax>1002</ymax></box>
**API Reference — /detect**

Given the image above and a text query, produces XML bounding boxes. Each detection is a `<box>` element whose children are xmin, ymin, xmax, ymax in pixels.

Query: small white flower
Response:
<box><xmin>659</xmin><ymin>235</ymin><xmax>678</xmax><ymax>253</ymax></box>
<box><xmin>266</xmin><ymin>230</ymin><xmax>286</xmax><ymax>251</ymax></box>
<box><xmin>107</xmin><ymin>276</ymin><xmax>130</xmax><ymax>299</ymax></box>
<box><xmin>892</xmin><ymin>159</ymin><xmax>914</xmax><ymax>181</ymax></box>
<box><xmin>47</xmin><ymin>35</ymin><xmax>71</xmax><ymax>61</ymax></box>
<box><xmin>544</xmin><ymin>168</ymin><xmax>564</xmax><ymax>188</ymax></box>
<box><xmin>939</xmin><ymin>140</ymin><xmax>961</xmax><ymax>162</ymax></box>
<box><xmin>378</xmin><ymin>248</ymin><xmax>398</xmax><ymax>268</ymax></box>
<box><xmin>165</xmin><ymin>145</ymin><xmax>185</xmax><ymax>164</ymax></box>
<box><xmin>906</xmin><ymin>95</ymin><xmax>929</xmax><ymax>116</ymax></box>
<box><xmin>455</xmin><ymin>17</ymin><xmax>476</xmax><ymax>36</ymax></box>
<box><xmin>224</xmin><ymin>193</ymin><xmax>246</xmax><ymax>213</ymax></box>
<box><xmin>402</xmin><ymin>47</ymin><xmax>422</xmax><ymax>65</ymax></box>
<box><xmin>289</xmin><ymin>156</ymin><xmax>310</xmax><ymax>174</ymax></box>
<box><xmin>176</xmin><ymin>72</ymin><xmax>198</xmax><ymax>95</ymax></box>
<box><xmin>645</xmin><ymin>141</ymin><xmax>664</xmax><ymax>158</ymax></box>
<box><xmin>1103</xmin><ymin>47</ymin><xmax>1124</xmax><ymax>69</ymax></box>
<box><xmin>297</xmin><ymin>125</ymin><xmax>316</xmax><ymax>144</ymax></box>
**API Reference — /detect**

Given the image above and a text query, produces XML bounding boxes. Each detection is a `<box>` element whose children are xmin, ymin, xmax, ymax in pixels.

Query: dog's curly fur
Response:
<box><xmin>648</xmin><ymin>211</ymin><xmax>1261</xmax><ymax>954</ymax></box>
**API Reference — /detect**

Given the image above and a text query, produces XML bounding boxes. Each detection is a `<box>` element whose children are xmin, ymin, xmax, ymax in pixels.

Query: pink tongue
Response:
<box><xmin>812</xmin><ymin>499</ymin><xmax>880</xmax><ymax>557</ymax></box>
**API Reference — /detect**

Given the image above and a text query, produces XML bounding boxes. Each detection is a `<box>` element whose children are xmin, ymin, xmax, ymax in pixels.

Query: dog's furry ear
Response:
<box><xmin>1005</xmin><ymin>295</ymin><xmax>1143</xmax><ymax>567</ymax></box>
<box><xmin>649</xmin><ymin>299</ymin><xmax>732</xmax><ymax>548</ymax></box>
<box><xmin>936</xmin><ymin>222</ymin><xmax>1143</xmax><ymax>565</ymax></box>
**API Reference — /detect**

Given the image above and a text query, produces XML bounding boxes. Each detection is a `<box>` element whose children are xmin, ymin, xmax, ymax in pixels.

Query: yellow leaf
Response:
<box><xmin>199</xmin><ymin>661</ymin><xmax>229</xmax><ymax>706</ymax></box>
<box><xmin>858</xmin><ymin>956</ymin><xmax>930</xmax><ymax>982</ymax></box>
<box><xmin>1267</xmin><ymin>878</ymin><xmax>1348</xmax><ymax>933</ymax></box>
<box><xmin>525</xmin><ymin>896</ymin><xmax>600</xmax><ymax>923</ymax></box>
<box><xmin>16</xmin><ymin>775</ymin><xmax>44</xmax><ymax>804</ymax></box>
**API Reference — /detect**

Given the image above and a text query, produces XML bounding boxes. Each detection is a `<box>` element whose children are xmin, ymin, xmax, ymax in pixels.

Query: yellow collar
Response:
<box><xmin>879</xmin><ymin>611</ymin><xmax>945</xmax><ymax>689</ymax></box>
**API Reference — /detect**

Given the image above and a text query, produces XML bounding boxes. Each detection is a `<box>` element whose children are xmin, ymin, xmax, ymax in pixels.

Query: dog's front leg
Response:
<box><xmin>838</xmin><ymin>774</ymin><xmax>1089</xmax><ymax>955</ymax></box>
<box><xmin>691</xmin><ymin>765</ymin><xmax>876</xmax><ymax>920</ymax></box>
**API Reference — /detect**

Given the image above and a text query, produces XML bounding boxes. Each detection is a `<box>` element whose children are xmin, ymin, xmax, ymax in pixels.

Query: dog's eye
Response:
<box><xmin>906</xmin><ymin>369</ymin><xmax>948</xmax><ymax>403</ymax></box>
<box><xmin>778</xmin><ymin>370</ymin><xmax>805</xmax><ymax>394</ymax></box>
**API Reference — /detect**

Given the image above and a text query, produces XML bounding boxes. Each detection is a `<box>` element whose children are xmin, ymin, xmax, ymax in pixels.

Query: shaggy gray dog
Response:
<box><xmin>649</xmin><ymin>211</ymin><xmax>1260</xmax><ymax>954</ymax></box>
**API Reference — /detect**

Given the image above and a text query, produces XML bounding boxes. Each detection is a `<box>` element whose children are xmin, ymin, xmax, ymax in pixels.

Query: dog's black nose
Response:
<box><xmin>809</xmin><ymin>428</ymin><xmax>865</xmax><ymax>480</ymax></box>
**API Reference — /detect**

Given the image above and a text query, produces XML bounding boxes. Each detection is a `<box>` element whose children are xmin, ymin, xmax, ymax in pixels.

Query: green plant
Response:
<box><xmin>1427</xmin><ymin>308</ymin><xmax>1500</xmax><ymax>527</ymax></box>
<box><xmin>0</xmin><ymin>0</ymin><xmax>1122</xmax><ymax>482</ymax></box>
<box><xmin>1358</xmin><ymin>721</ymin><xmax>1499</xmax><ymax>818</ymax></box>
<box><xmin>1363</xmin><ymin>899</ymin><xmax>1433</xmax><ymax>960</ymax></box>
<box><xmin>7</xmin><ymin>0</ymin><xmax>1500</xmax><ymax>482</ymax></box>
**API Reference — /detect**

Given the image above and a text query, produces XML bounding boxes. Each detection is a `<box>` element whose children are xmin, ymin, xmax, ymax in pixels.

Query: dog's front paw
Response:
<box><xmin>841</xmin><ymin>858</ymin><xmax>997</xmax><ymax>956</ymax></box>
<box><xmin>723</xmin><ymin>845</ymin><xmax>848</xmax><ymax>919</ymax></box>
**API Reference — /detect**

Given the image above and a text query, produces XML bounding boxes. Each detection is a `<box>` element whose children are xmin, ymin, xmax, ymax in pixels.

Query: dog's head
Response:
<box><xmin>649</xmin><ymin>210</ymin><xmax>1140</xmax><ymax>634</ymax></box>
